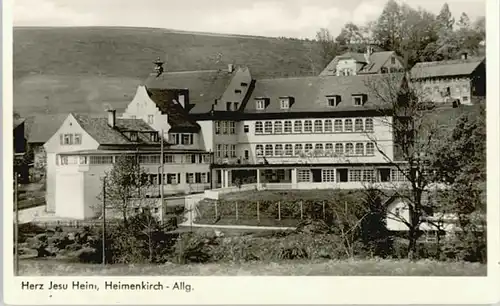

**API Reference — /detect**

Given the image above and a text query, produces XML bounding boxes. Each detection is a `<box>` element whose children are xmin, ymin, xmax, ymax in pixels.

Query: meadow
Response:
<box><xmin>19</xmin><ymin>258</ymin><xmax>486</xmax><ymax>276</ymax></box>
<box><xmin>13</xmin><ymin>27</ymin><xmax>323</xmax><ymax>117</ymax></box>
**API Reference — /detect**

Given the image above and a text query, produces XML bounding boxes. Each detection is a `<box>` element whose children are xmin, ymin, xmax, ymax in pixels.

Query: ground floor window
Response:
<box><xmin>391</xmin><ymin>168</ymin><xmax>408</xmax><ymax>181</ymax></box>
<box><xmin>297</xmin><ymin>169</ymin><xmax>311</xmax><ymax>182</ymax></box>
<box><xmin>89</xmin><ymin>155</ymin><xmax>113</xmax><ymax>165</ymax></box>
<box><xmin>166</xmin><ymin>173</ymin><xmax>180</xmax><ymax>184</ymax></box>
<box><xmin>349</xmin><ymin>169</ymin><xmax>362</xmax><ymax>182</ymax></box>
<box><xmin>322</xmin><ymin>169</ymin><xmax>335</xmax><ymax>182</ymax></box>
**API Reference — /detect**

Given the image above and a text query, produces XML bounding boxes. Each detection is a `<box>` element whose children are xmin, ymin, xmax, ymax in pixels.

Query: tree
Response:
<box><xmin>371</xmin><ymin>1</ymin><xmax>439</xmax><ymax>66</ymax></box>
<box><xmin>100</xmin><ymin>154</ymin><xmax>151</xmax><ymax>225</ymax></box>
<box><xmin>372</xmin><ymin>0</ymin><xmax>404</xmax><ymax>52</ymax></box>
<box><xmin>436</xmin><ymin>3</ymin><xmax>454</xmax><ymax>33</ymax></box>
<box><xmin>456</xmin><ymin>12</ymin><xmax>471</xmax><ymax>30</ymax></box>
<box><xmin>315</xmin><ymin>28</ymin><xmax>339</xmax><ymax>68</ymax></box>
<box><xmin>335</xmin><ymin>22</ymin><xmax>368</xmax><ymax>53</ymax></box>
<box><xmin>430</xmin><ymin>105</ymin><xmax>486</xmax><ymax>262</ymax></box>
<box><xmin>363</xmin><ymin>73</ymin><xmax>447</xmax><ymax>259</ymax></box>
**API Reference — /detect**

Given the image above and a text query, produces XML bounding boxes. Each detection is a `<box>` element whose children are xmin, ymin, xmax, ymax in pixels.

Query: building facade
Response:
<box><xmin>44</xmin><ymin>111</ymin><xmax>211</xmax><ymax>220</ymax></box>
<box><xmin>320</xmin><ymin>46</ymin><xmax>404</xmax><ymax>76</ymax></box>
<box><xmin>410</xmin><ymin>53</ymin><xmax>486</xmax><ymax>105</ymax></box>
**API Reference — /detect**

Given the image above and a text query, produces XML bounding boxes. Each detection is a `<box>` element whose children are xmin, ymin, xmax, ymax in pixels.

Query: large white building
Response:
<box><xmin>45</xmin><ymin>55</ymin><xmax>413</xmax><ymax>220</ymax></box>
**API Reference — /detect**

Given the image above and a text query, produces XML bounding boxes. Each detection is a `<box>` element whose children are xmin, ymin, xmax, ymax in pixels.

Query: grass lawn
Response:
<box><xmin>195</xmin><ymin>189</ymin><xmax>361</xmax><ymax>227</ymax></box>
<box><xmin>19</xmin><ymin>259</ymin><xmax>486</xmax><ymax>276</ymax></box>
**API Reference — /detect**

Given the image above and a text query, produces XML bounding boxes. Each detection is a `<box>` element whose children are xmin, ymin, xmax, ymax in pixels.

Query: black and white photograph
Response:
<box><xmin>3</xmin><ymin>0</ymin><xmax>499</xmax><ymax>304</ymax></box>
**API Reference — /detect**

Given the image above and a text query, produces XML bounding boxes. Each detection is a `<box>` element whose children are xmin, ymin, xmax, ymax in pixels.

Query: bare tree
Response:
<box><xmin>99</xmin><ymin>154</ymin><xmax>151</xmax><ymax>225</ymax></box>
<box><xmin>315</xmin><ymin>28</ymin><xmax>339</xmax><ymax>68</ymax></box>
<box><xmin>362</xmin><ymin>72</ymin><xmax>448</xmax><ymax>259</ymax></box>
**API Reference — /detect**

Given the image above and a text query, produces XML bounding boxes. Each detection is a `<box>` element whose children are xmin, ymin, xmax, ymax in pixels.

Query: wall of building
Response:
<box><xmin>234</xmin><ymin>116</ymin><xmax>393</xmax><ymax>165</ymax></box>
<box><xmin>336</xmin><ymin>59</ymin><xmax>358</xmax><ymax>76</ymax></box>
<box><xmin>198</xmin><ymin>120</ymin><xmax>214</xmax><ymax>152</ymax></box>
<box><xmin>55</xmin><ymin>165</ymin><xmax>85</xmax><ymax>219</ymax></box>
<box><xmin>44</xmin><ymin>114</ymin><xmax>100</xmax><ymax>212</ymax></box>
<box><xmin>122</xmin><ymin>85</ymin><xmax>172</xmax><ymax>139</ymax></box>
<box><xmin>52</xmin><ymin>156</ymin><xmax>212</xmax><ymax>219</ymax></box>
<box><xmin>417</xmin><ymin>77</ymin><xmax>472</xmax><ymax>104</ymax></box>
<box><xmin>213</xmin><ymin>120</ymin><xmax>239</xmax><ymax>163</ymax></box>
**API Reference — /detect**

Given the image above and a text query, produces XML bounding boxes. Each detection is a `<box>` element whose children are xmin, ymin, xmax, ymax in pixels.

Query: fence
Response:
<box><xmin>203</xmin><ymin>184</ymin><xmax>258</xmax><ymax>200</ymax></box>
<box><xmin>196</xmin><ymin>199</ymin><xmax>333</xmax><ymax>227</ymax></box>
<box><xmin>17</xmin><ymin>197</ymin><xmax>45</xmax><ymax>210</ymax></box>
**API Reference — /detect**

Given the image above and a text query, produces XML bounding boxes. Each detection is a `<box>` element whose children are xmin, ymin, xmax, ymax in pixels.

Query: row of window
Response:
<box><xmin>255</xmin><ymin>142</ymin><xmax>376</xmax><ymax>157</ymax></box>
<box><xmin>215</xmin><ymin>121</ymin><xmax>237</xmax><ymax>135</ymax></box>
<box><xmin>423</xmin><ymin>84</ymin><xmax>469</xmax><ymax>95</ymax></box>
<box><xmin>254</xmin><ymin>118</ymin><xmax>374</xmax><ymax>135</ymax></box>
<box><xmin>297</xmin><ymin>168</ymin><xmax>408</xmax><ymax>183</ymax></box>
<box><xmin>169</xmin><ymin>133</ymin><xmax>195</xmax><ymax>145</ymax></box>
<box><xmin>146</xmin><ymin>172</ymin><xmax>211</xmax><ymax>185</ymax></box>
<box><xmin>59</xmin><ymin>133</ymin><xmax>82</xmax><ymax>146</ymax></box>
<box><xmin>215</xmin><ymin>144</ymin><xmax>237</xmax><ymax>158</ymax></box>
<box><xmin>58</xmin><ymin>154</ymin><xmax>211</xmax><ymax>165</ymax></box>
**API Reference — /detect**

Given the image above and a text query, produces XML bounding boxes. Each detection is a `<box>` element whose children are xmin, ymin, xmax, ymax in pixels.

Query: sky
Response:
<box><xmin>13</xmin><ymin>0</ymin><xmax>486</xmax><ymax>39</ymax></box>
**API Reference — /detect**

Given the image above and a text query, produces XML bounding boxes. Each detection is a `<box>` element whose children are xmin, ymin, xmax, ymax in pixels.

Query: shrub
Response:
<box><xmin>173</xmin><ymin>232</ymin><xmax>217</xmax><ymax>264</ymax></box>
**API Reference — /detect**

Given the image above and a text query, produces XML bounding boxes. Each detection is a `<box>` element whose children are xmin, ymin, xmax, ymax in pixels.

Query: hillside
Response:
<box><xmin>13</xmin><ymin>27</ymin><xmax>323</xmax><ymax>116</ymax></box>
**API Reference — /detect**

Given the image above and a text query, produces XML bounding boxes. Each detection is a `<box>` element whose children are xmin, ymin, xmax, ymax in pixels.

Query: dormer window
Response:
<box><xmin>150</xmin><ymin>132</ymin><xmax>159</xmax><ymax>142</ymax></box>
<box><xmin>226</xmin><ymin>102</ymin><xmax>232</xmax><ymax>111</ymax></box>
<box><xmin>326</xmin><ymin>95</ymin><xmax>341</xmax><ymax>107</ymax></box>
<box><xmin>279</xmin><ymin>96</ymin><xmax>293</xmax><ymax>110</ymax></box>
<box><xmin>235</xmin><ymin>89</ymin><xmax>242</xmax><ymax>94</ymax></box>
<box><xmin>280</xmin><ymin>99</ymin><xmax>289</xmax><ymax>109</ymax></box>
<box><xmin>256</xmin><ymin>98</ymin><xmax>266</xmax><ymax>110</ymax></box>
<box><xmin>129</xmin><ymin>132</ymin><xmax>138</xmax><ymax>142</ymax></box>
<box><xmin>241</xmin><ymin>82</ymin><xmax>248</xmax><ymax>87</ymax></box>
<box><xmin>352</xmin><ymin>94</ymin><xmax>366</xmax><ymax>106</ymax></box>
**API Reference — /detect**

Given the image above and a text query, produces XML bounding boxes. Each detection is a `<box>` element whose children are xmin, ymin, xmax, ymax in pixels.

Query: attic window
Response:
<box><xmin>150</xmin><ymin>132</ymin><xmax>158</xmax><ymax>142</ymax></box>
<box><xmin>280</xmin><ymin>98</ymin><xmax>290</xmax><ymax>109</ymax></box>
<box><xmin>129</xmin><ymin>132</ymin><xmax>138</xmax><ymax>142</ymax></box>
<box><xmin>352</xmin><ymin>95</ymin><xmax>366</xmax><ymax>106</ymax></box>
<box><xmin>326</xmin><ymin>95</ymin><xmax>341</xmax><ymax>107</ymax></box>
<box><xmin>256</xmin><ymin>99</ymin><xmax>266</xmax><ymax>110</ymax></box>
<box><xmin>391</xmin><ymin>57</ymin><xmax>396</xmax><ymax>65</ymax></box>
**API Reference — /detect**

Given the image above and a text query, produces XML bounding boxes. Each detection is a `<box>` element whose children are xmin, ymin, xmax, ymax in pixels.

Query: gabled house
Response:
<box><xmin>44</xmin><ymin>110</ymin><xmax>212</xmax><ymax>220</ymax></box>
<box><xmin>320</xmin><ymin>46</ymin><xmax>404</xmax><ymax>76</ymax></box>
<box><xmin>410</xmin><ymin>53</ymin><xmax>486</xmax><ymax>105</ymax></box>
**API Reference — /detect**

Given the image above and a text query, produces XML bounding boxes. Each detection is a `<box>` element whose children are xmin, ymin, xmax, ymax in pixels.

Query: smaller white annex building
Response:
<box><xmin>44</xmin><ymin>111</ymin><xmax>212</xmax><ymax>220</ymax></box>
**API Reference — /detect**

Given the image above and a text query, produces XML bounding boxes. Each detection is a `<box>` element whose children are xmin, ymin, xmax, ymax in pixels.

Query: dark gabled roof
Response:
<box><xmin>244</xmin><ymin>74</ymin><xmax>404</xmax><ymax>114</ymax></box>
<box><xmin>72</xmin><ymin>113</ymin><xmax>159</xmax><ymax>146</ymax></box>
<box><xmin>145</xmin><ymin>88</ymin><xmax>201</xmax><ymax>133</ymax></box>
<box><xmin>410</xmin><ymin>57</ymin><xmax>485</xmax><ymax>79</ymax></box>
<box><xmin>144</xmin><ymin>70</ymin><xmax>233</xmax><ymax>114</ymax></box>
<box><xmin>320</xmin><ymin>51</ymin><xmax>399</xmax><ymax>76</ymax></box>
<box><xmin>359</xmin><ymin>51</ymin><xmax>399</xmax><ymax>74</ymax></box>
<box><xmin>216</xmin><ymin>67</ymin><xmax>253</xmax><ymax>111</ymax></box>
<box><xmin>24</xmin><ymin>114</ymin><xmax>68</xmax><ymax>144</ymax></box>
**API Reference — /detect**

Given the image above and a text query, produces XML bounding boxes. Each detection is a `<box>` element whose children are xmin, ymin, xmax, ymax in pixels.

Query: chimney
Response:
<box><xmin>461</xmin><ymin>52</ymin><xmax>468</xmax><ymax>60</ymax></box>
<box><xmin>228</xmin><ymin>64</ymin><xmax>234</xmax><ymax>73</ymax></box>
<box><xmin>107</xmin><ymin>109</ymin><xmax>116</xmax><ymax>128</ymax></box>
<box><xmin>153</xmin><ymin>57</ymin><xmax>165</xmax><ymax>77</ymax></box>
